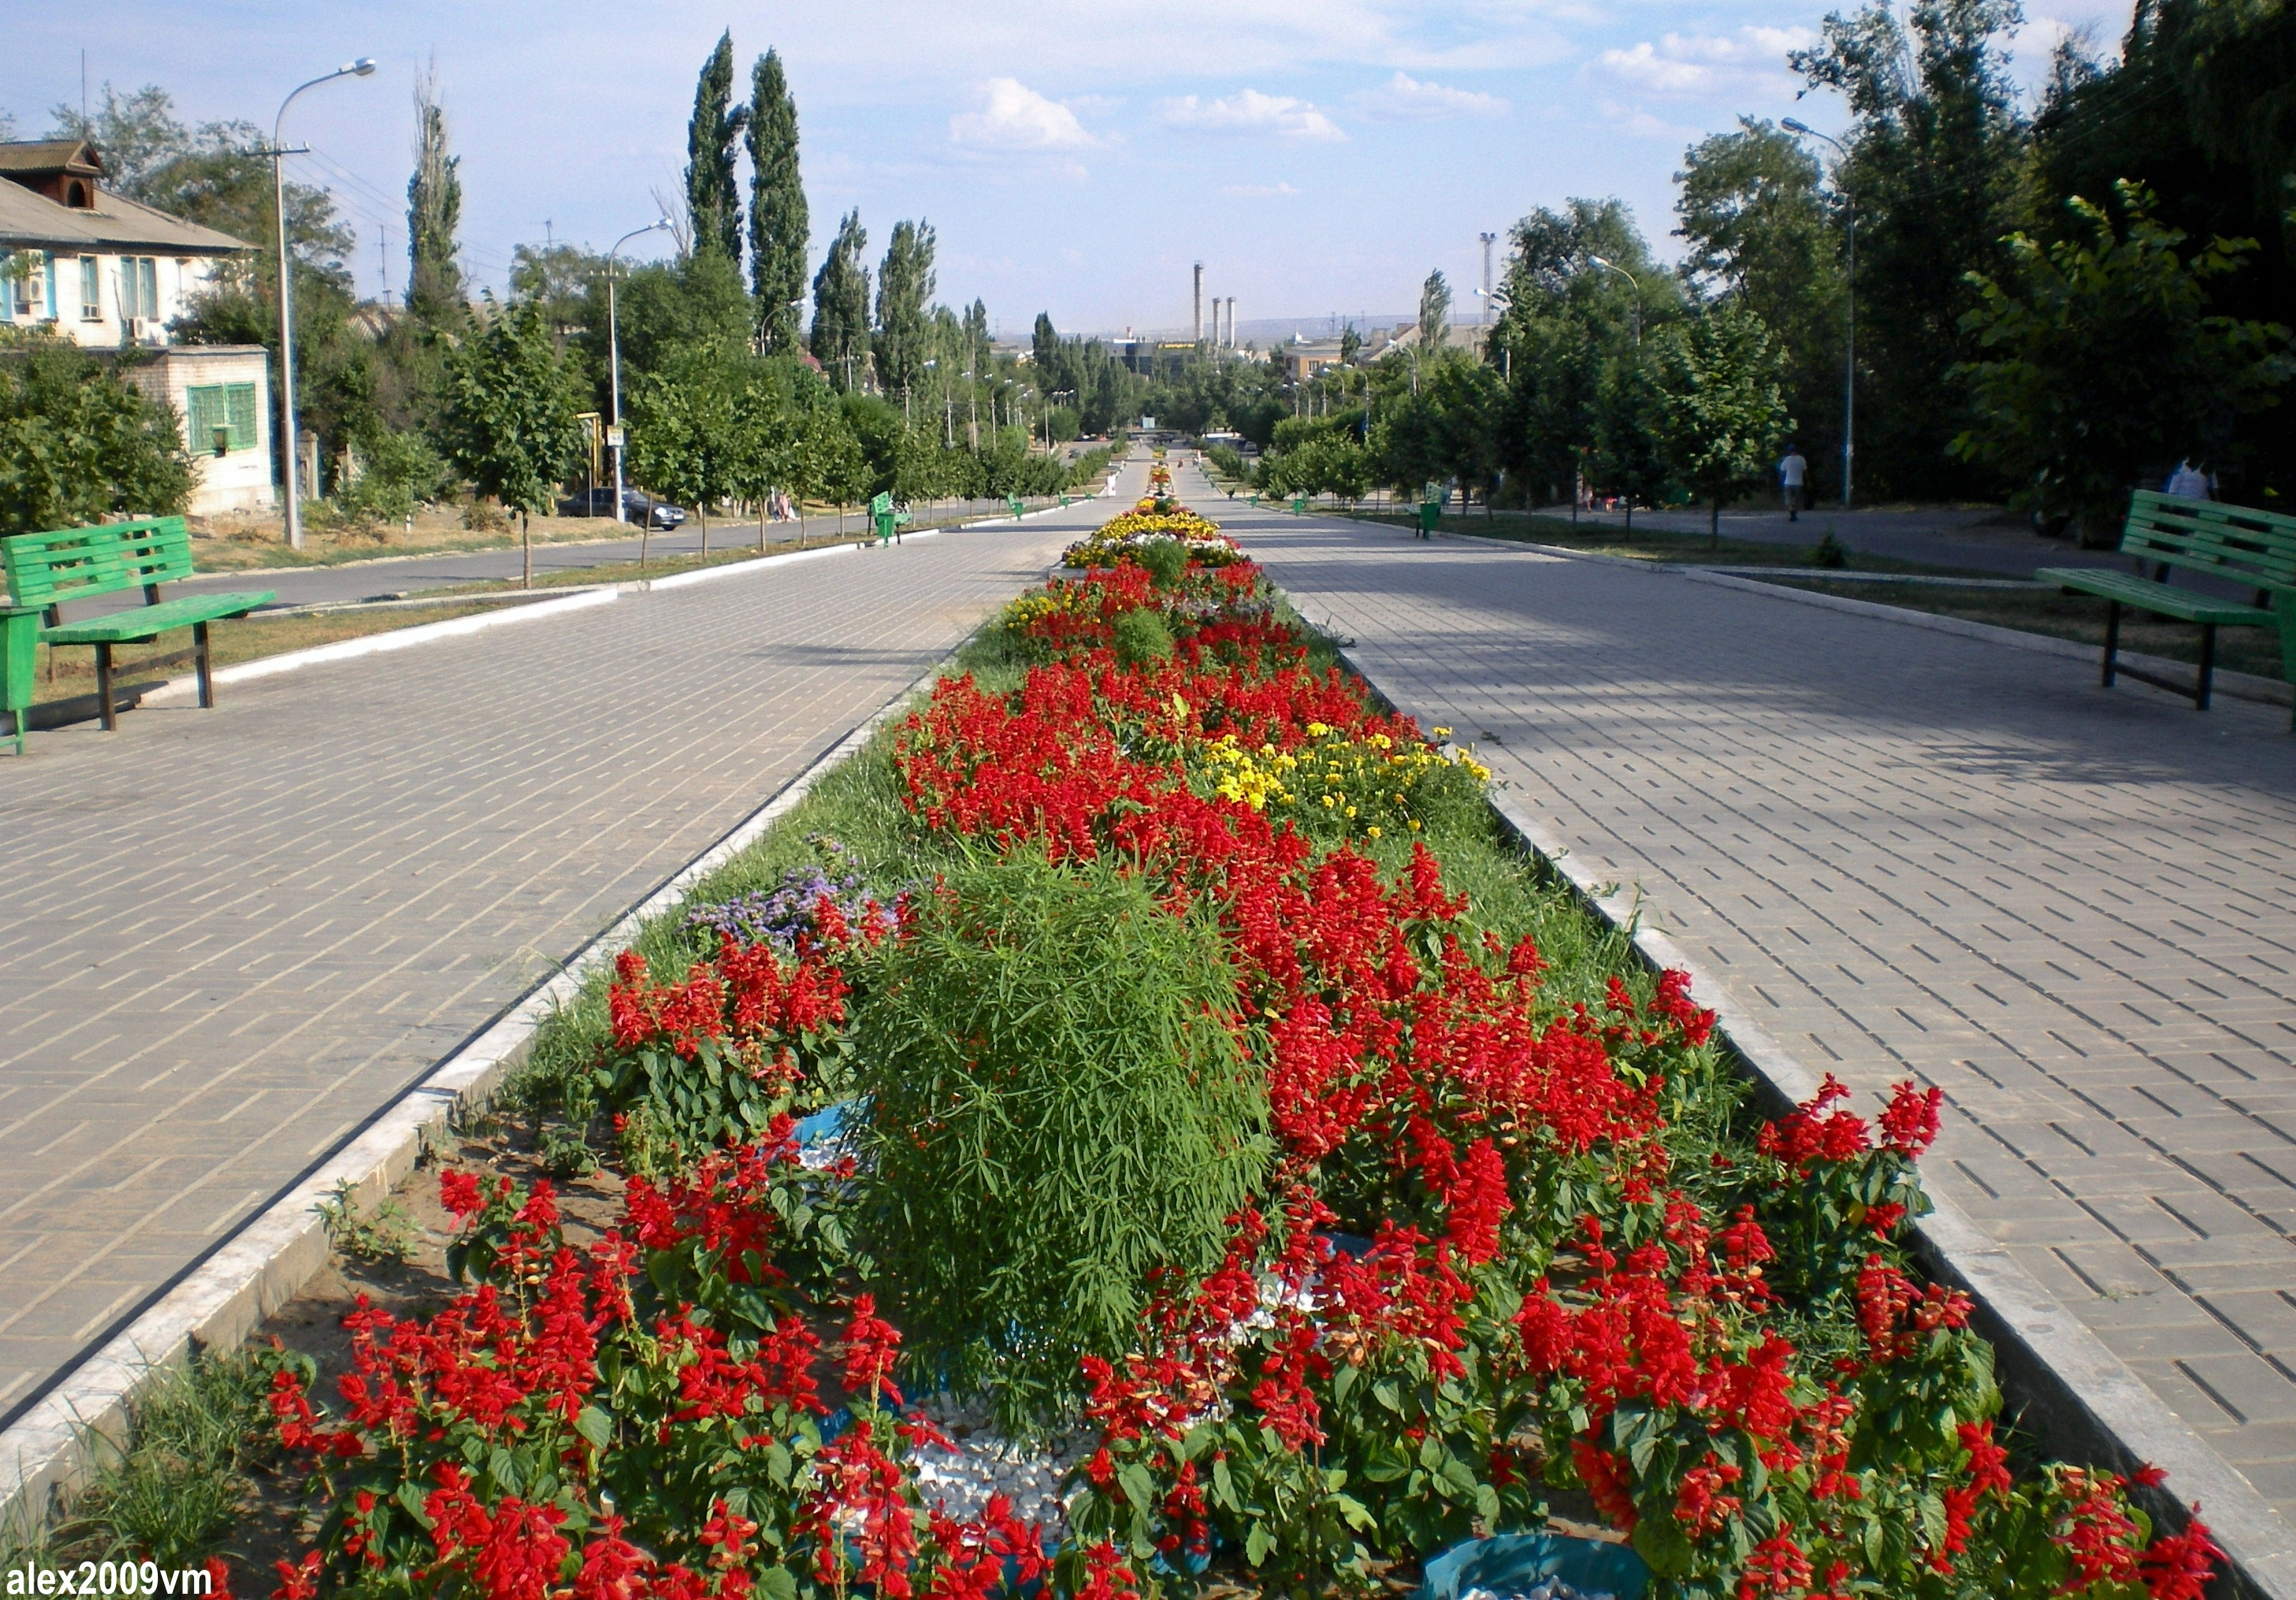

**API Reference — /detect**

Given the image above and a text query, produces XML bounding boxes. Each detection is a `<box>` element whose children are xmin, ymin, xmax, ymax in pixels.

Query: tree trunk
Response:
<box><xmin>521</xmin><ymin>512</ymin><xmax>532</xmax><ymax>588</ymax></box>
<box><xmin>759</xmin><ymin>500</ymin><xmax>768</xmax><ymax>553</ymax></box>
<box><xmin>1711</xmin><ymin>498</ymin><xmax>1721</xmax><ymax>551</ymax></box>
<box><xmin>698</xmin><ymin>508</ymin><xmax>709</xmax><ymax>556</ymax></box>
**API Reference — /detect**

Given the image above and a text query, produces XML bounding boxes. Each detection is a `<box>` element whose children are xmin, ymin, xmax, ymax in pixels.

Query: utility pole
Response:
<box><xmin>1479</xmin><ymin>233</ymin><xmax>1496</xmax><ymax>327</ymax></box>
<box><xmin>1192</xmin><ymin>261</ymin><xmax>1203</xmax><ymax>345</ymax></box>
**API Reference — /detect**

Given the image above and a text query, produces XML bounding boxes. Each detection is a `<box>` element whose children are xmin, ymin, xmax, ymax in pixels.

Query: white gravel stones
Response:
<box><xmin>905</xmin><ymin>1392</ymin><xmax>1092</xmax><ymax>1539</ymax></box>
<box><xmin>1461</xmin><ymin>1584</ymin><xmax>1615</xmax><ymax>1600</ymax></box>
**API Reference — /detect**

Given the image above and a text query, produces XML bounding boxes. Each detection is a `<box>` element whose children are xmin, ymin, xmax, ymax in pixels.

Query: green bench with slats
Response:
<box><xmin>2037</xmin><ymin>490</ymin><xmax>2296</xmax><ymax>727</ymax></box>
<box><xmin>1</xmin><ymin>516</ymin><xmax>274</xmax><ymax>754</ymax></box>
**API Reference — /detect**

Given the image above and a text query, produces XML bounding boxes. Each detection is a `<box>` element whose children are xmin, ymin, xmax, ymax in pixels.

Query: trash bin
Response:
<box><xmin>1419</xmin><ymin>499</ymin><xmax>1442</xmax><ymax>537</ymax></box>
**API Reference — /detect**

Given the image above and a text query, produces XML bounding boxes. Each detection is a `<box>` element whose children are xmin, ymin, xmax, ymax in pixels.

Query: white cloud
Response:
<box><xmin>1353</xmin><ymin>70</ymin><xmax>1507</xmax><ymax>120</ymax></box>
<box><xmin>1159</xmin><ymin>88</ymin><xmax>1345</xmax><ymax>142</ymax></box>
<box><xmin>1595</xmin><ymin>25</ymin><xmax>1815</xmax><ymax>99</ymax></box>
<box><xmin>949</xmin><ymin>77</ymin><xmax>1096</xmax><ymax>149</ymax></box>
<box><xmin>1221</xmin><ymin>182</ymin><xmax>1301</xmax><ymax>196</ymax></box>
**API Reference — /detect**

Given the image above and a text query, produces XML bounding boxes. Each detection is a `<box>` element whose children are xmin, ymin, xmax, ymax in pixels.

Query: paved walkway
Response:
<box><xmin>1205</xmin><ymin>475</ymin><xmax>2296</xmax><ymax>1520</ymax></box>
<box><xmin>0</xmin><ymin>477</ymin><xmax>1126</xmax><ymax>1423</ymax></box>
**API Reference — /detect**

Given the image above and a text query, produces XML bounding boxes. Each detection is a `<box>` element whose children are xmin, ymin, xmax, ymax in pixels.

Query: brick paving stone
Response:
<box><xmin>0</xmin><ymin>488</ymin><xmax>1126</xmax><ymax>1425</ymax></box>
<box><xmin>1212</xmin><ymin>485</ymin><xmax>2296</xmax><ymax>1520</ymax></box>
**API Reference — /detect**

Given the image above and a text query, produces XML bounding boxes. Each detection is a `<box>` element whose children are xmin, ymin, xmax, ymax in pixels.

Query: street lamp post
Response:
<box><xmin>1783</xmin><ymin>118</ymin><xmax>1855</xmax><ymax>508</ymax></box>
<box><xmin>607</xmin><ymin>219</ymin><xmax>671</xmax><ymax>526</ymax></box>
<box><xmin>272</xmin><ymin>57</ymin><xmax>374</xmax><ymax>550</ymax></box>
<box><xmin>1587</xmin><ymin>254</ymin><xmax>1640</xmax><ymax>347</ymax></box>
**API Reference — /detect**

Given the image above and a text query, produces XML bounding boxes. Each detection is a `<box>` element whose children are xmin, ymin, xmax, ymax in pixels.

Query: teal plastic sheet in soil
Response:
<box><xmin>1415</xmin><ymin>1531</ymin><xmax>1650</xmax><ymax>1600</ymax></box>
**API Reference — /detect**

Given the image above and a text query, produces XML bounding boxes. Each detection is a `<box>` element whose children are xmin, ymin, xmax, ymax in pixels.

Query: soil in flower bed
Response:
<box><xmin>56</xmin><ymin>515</ymin><xmax>2224</xmax><ymax>1600</ymax></box>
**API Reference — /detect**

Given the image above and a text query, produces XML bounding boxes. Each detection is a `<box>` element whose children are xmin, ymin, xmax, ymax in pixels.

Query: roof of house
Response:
<box><xmin>0</xmin><ymin>180</ymin><xmax>252</xmax><ymax>255</ymax></box>
<box><xmin>0</xmin><ymin>139</ymin><xmax>103</xmax><ymax>177</ymax></box>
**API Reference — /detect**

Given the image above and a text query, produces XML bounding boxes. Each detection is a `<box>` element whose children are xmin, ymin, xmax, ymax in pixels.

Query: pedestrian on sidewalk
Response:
<box><xmin>1778</xmin><ymin>445</ymin><xmax>1808</xmax><ymax>521</ymax></box>
<box><xmin>2164</xmin><ymin>460</ymin><xmax>2212</xmax><ymax>501</ymax></box>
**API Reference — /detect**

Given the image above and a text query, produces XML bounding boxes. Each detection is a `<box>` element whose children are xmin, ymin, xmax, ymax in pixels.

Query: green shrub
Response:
<box><xmin>55</xmin><ymin>1352</ymin><xmax>271</xmax><ymax>1568</ymax></box>
<box><xmin>334</xmin><ymin>428</ymin><xmax>451</xmax><ymax>523</ymax></box>
<box><xmin>852</xmin><ymin>851</ymin><xmax>1267</xmax><ymax>1428</ymax></box>
<box><xmin>1811</xmin><ymin>530</ymin><xmax>1849</xmax><ymax>568</ymax></box>
<box><xmin>1134</xmin><ymin>534</ymin><xmax>1189</xmax><ymax>590</ymax></box>
<box><xmin>1111</xmin><ymin>605</ymin><xmax>1174</xmax><ymax>667</ymax></box>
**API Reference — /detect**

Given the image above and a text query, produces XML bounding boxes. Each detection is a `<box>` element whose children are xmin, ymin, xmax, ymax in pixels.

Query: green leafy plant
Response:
<box><xmin>1134</xmin><ymin>533</ymin><xmax>1190</xmax><ymax>590</ymax></box>
<box><xmin>55</xmin><ymin>1351</ymin><xmax>272</xmax><ymax>1569</ymax></box>
<box><xmin>315</xmin><ymin>1177</ymin><xmax>415</xmax><ymax>1264</ymax></box>
<box><xmin>1112</xmin><ymin>605</ymin><xmax>1177</xmax><ymax>667</ymax></box>
<box><xmin>852</xmin><ymin>850</ymin><xmax>1269</xmax><ymax>1428</ymax></box>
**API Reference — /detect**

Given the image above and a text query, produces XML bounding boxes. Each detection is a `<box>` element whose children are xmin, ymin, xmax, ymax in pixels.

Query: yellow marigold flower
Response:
<box><xmin>1366</xmin><ymin>825</ymin><xmax>1382</xmax><ymax>838</ymax></box>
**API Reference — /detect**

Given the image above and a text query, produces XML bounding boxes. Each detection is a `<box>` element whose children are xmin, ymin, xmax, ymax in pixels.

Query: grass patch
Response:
<box><xmin>0</xmin><ymin>1352</ymin><xmax>274</xmax><ymax>1572</ymax></box>
<box><xmin>1762</xmin><ymin>576</ymin><xmax>2290</xmax><ymax>681</ymax></box>
<box><xmin>25</xmin><ymin>599</ymin><xmax>529</xmax><ymax>709</ymax></box>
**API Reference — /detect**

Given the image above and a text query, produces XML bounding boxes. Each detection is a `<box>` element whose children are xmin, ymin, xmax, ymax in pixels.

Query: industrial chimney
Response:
<box><xmin>1193</xmin><ymin>262</ymin><xmax>1204</xmax><ymax>344</ymax></box>
<box><xmin>1226</xmin><ymin>297</ymin><xmax>1237</xmax><ymax>347</ymax></box>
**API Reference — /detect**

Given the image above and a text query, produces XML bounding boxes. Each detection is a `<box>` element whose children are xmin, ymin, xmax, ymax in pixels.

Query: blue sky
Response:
<box><xmin>11</xmin><ymin>0</ymin><xmax>2132</xmax><ymax>338</ymax></box>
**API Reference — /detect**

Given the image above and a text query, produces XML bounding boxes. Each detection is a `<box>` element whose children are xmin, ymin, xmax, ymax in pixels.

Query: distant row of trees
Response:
<box><xmin>1222</xmin><ymin>0</ymin><xmax>2296</xmax><ymax>538</ymax></box>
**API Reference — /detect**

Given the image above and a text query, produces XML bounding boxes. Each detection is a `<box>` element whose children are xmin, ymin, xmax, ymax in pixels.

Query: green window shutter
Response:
<box><xmin>224</xmin><ymin>383</ymin><xmax>258</xmax><ymax>450</ymax></box>
<box><xmin>185</xmin><ymin>384</ymin><xmax>226</xmax><ymax>453</ymax></box>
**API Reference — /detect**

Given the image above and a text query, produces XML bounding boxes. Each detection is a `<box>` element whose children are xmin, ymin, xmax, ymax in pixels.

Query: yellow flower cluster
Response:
<box><xmin>1063</xmin><ymin>502</ymin><xmax>1239</xmax><ymax>570</ymax></box>
<box><xmin>1190</xmin><ymin>724</ymin><xmax>1491</xmax><ymax>841</ymax></box>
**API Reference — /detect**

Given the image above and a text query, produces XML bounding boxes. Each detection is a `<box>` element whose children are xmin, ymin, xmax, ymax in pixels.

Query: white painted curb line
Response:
<box><xmin>1321</xmin><ymin>642</ymin><xmax>2296</xmax><ymax>1600</ymax></box>
<box><xmin>0</xmin><ymin>636</ymin><xmax>953</xmax><ymax>1538</ymax></box>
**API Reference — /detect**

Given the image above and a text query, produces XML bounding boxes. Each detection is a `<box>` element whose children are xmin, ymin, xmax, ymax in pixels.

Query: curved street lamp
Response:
<box><xmin>1587</xmin><ymin>254</ymin><xmax>1641</xmax><ymax>347</ymax></box>
<box><xmin>606</xmin><ymin>219</ymin><xmax>672</xmax><ymax>523</ymax></box>
<box><xmin>1783</xmin><ymin>117</ymin><xmax>1856</xmax><ymax>508</ymax></box>
<box><xmin>273</xmin><ymin>57</ymin><xmax>376</xmax><ymax>550</ymax></box>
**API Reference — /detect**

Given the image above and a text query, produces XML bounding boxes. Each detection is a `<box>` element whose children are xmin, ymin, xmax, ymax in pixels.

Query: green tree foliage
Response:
<box><xmin>1592</xmin><ymin>351</ymin><xmax>1673</xmax><ymax>528</ymax></box>
<box><xmin>1655</xmin><ymin>303</ymin><xmax>1795</xmax><ymax>542</ymax></box>
<box><xmin>1676</xmin><ymin>117</ymin><xmax>1848</xmax><ymax>500</ymax></box>
<box><xmin>1417</xmin><ymin>269</ymin><xmax>1452</xmax><ymax>347</ymax></box>
<box><xmin>510</xmin><ymin>243</ymin><xmax>607</xmax><ymax>344</ymax></box>
<box><xmin>1034</xmin><ymin>314</ymin><xmax>1147</xmax><ymax>437</ymax></box>
<box><xmin>406</xmin><ymin>69</ymin><xmax>466</xmax><ymax>329</ymax></box>
<box><xmin>810</xmin><ymin>210</ymin><xmax>871</xmax><ymax>392</ymax></box>
<box><xmin>1790</xmin><ymin>0</ymin><xmax>2028</xmax><ymax>498</ymax></box>
<box><xmin>626</xmin><ymin>351</ymin><xmax>742</xmax><ymax>531</ymax></box>
<box><xmin>442</xmin><ymin>298</ymin><xmax>584</xmax><ymax>524</ymax></box>
<box><xmin>583</xmin><ymin>250</ymin><xmax>751</xmax><ymax>405</ymax></box>
<box><xmin>1489</xmin><ymin>198</ymin><xmax>1680</xmax><ymax>506</ymax></box>
<box><xmin>684</xmin><ymin>32</ymin><xmax>748</xmax><ymax>267</ymax></box>
<box><xmin>873</xmin><ymin>219</ymin><xmax>936</xmax><ymax>399</ymax></box>
<box><xmin>852</xmin><ymin>851</ymin><xmax>1268</xmax><ymax>1428</ymax></box>
<box><xmin>1952</xmin><ymin>182</ymin><xmax>2291</xmax><ymax>533</ymax></box>
<box><xmin>0</xmin><ymin>336</ymin><xmax>193</xmax><ymax>530</ymax></box>
<box><xmin>2030</xmin><ymin>0</ymin><xmax>2296</xmax><ymax>503</ymax></box>
<box><xmin>746</xmin><ymin>49</ymin><xmax>807</xmax><ymax>353</ymax></box>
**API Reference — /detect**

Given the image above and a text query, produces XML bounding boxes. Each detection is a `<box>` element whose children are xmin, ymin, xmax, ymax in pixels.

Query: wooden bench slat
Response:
<box><xmin>2038</xmin><ymin>568</ymin><xmax>2275</xmax><ymax>625</ymax></box>
<box><xmin>40</xmin><ymin>591</ymin><xmax>275</xmax><ymax>644</ymax></box>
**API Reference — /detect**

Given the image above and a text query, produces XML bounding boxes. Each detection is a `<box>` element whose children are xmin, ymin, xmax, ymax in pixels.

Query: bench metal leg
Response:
<box><xmin>194</xmin><ymin>620</ymin><xmax>215</xmax><ymax>709</ymax></box>
<box><xmin>95</xmin><ymin>643</ymin><xmax>117</xmax><ymax>731</ymax></box>
<box><xmin>2101</xmin><ymin>600</ymin><xmax>2121</xmax><ymax>688</ymax></box>
<box><xmin>2196</xmin><ymin>624</ymin><xmax>2216</xmax><ymax>710</ymax></box>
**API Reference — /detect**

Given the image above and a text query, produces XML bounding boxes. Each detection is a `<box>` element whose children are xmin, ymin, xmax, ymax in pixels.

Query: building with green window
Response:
<box><xmin>0</xmin><ymin>138</ymin><xmax>273</xmax><ymax>514</ymax></box>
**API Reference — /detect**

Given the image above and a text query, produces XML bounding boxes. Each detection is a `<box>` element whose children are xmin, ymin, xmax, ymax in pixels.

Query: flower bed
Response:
<box><xmin>248</xmin><ymin>504</ymin><xmax>2221</xmax><ymax>1600</ymax></box>
<box><xmin>1061</xmin><ymin>500</ymin><xmax>1237</xmax><ymax>571</ymax></box>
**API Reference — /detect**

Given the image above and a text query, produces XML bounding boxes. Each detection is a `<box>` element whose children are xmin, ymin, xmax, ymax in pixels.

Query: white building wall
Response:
<box><xmin>0</xmin><ymin>248</ymin><xmax>233</xmax><ymax>349</ymax></box>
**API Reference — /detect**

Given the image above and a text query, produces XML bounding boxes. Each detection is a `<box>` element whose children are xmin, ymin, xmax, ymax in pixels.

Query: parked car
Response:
<box><xmin>558</xmin><ymin>487</ymin><xmax>688</xmax><ymax>530</ymax></box>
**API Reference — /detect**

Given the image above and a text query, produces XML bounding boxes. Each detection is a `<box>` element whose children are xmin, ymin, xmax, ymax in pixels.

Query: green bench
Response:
<box><xmin>1</xmin><ymin>516</ymin><xmax>275</xmax><ymax>754</ymax></box>
<box><xmin>867</xmin><ymin>491</ymin><xmax>912</xmax><ymax>546</ymax></box>
<box><xmin>2038</xmin><ymin>491</ymin><xmax>2295</xmax><ymax>724</ymax></box>
<box><xmin>1006</xmin><ymin>493</ymin><xmax>1026</xmax><ymax>520</ymax></box>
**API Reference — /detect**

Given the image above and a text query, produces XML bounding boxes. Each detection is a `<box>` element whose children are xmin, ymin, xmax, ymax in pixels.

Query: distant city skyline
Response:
<box><xmin>7</xmin><ymin>0</ymin><xmax>2135</xmax><ymax>334</ymax></box>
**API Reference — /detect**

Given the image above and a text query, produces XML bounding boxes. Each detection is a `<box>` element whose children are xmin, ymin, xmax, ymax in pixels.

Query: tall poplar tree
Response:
<box><xmin>810</xmin><ymin>210</ymin><xmax>872</xmax><ymax>392</ymax></box>
<box><xmin>746</xmin><ymin>49</ymin><xmax>809</xmax><ymax>353</ymax></box>
<box><xmin>406</xmin><ymin>69</ymin><xmax>464</xmax><ymax>326</ymax></box>
<box><xmin>873</xmin><ymin>219</ymin><xmax>936</xmax><ymax>399</ymax></box>
<box><xmin>684</xmin><ymin>32</ymin><xmax>747</xmax><ymax>266</ymax></box>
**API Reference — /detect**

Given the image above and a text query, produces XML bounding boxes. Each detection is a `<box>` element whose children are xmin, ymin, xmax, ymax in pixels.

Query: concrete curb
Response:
<box><xmin>0</xmin><ymin>626</ymin><xmax>958</xmax><ymax>1539</ymax></box>
<box><xmin>1328</xmin><ymin>644</ymin><xmax>2296</xmax><ymax>1599</ymax></box>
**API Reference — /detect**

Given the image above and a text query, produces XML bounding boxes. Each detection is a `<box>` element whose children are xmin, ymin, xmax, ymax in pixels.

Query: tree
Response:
<box><xmin>0</xmin><ymin>335</ymin><xmax>193</xmax><ymax>530</ymax></box>
<box><xmin>746</xmin><ymin>49</ymin><xmax>807</xmax><ymax>353</ymax></box>
<box><xmin>811</xmin><ymin>211</ymin><xmax>871</xmax><ymax>392</ymax></box>
<box><xmin>685</xmin><ymin>32</ymin><xmax>748</xmax><ymax>267</ymax></box>
<box><xmin>1676</xmin><ymin>117</ymin><xmax>1847</xmax><ymax>500</ymax></box>
<box><xmin>1952</xmin><ymin>183</ymin><xmax>2292</xmax><ymax>538</ymax></box>
<box><xmin>511</xmin><ymin>243</ymin><xmax>607</xmax><ymax>343</ymax></box>
<box><xmin>442</xmin><ymin>298</ymin><xmax>584</xmax><ymax>583</ymax></box>
<box><xmin>406</xmin><ymin>69</ymin><xmax>465</xmax><ymax>327</ymax></box>
<box><xmin>1591</xmin><ymin>351</ymin><xmax>1671</xmax><ymax>531</ymax></box>
<box><xmin>1339</xmin><ymin>323</ymin><xmax>1363</xmax><ymax>366</ymax></box>
<box><xmin>1790</xmin><ymin>0</ymin><xmax>2029</xmax><ymax>498</ymax></box>
<box><xmin>1418</xmin><ymin>270</ymin><xmax>1452</xmax><ymax>347</ymax></box>
<box><xmin>873</xmin><ymin>219</ymin><xmax>936</xmax><ymax>399</ymax></box>
<box><xmin>1655</xmin><ymin>303</ymin><xmax>1794</xmax><ymax>545</ymax></box>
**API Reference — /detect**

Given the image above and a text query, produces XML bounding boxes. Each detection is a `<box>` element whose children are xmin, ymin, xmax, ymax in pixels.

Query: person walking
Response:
<box><xmin>1778</xmin><ymin>445</ymin><xmax>1809</xmax><ymax>522</ymax></box>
